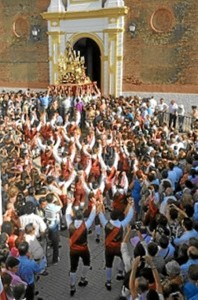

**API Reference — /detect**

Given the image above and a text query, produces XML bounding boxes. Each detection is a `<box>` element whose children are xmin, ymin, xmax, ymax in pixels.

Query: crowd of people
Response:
<box><xmin>0</xmin><ymin>86</ymin><xmax>197</xmax><ymax>299</ymax></box>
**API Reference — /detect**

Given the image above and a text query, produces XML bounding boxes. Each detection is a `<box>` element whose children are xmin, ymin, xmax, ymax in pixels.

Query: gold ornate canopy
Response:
<box><xmin>56</xmin><ymin>41</ymin><xmax>91</xmax><ymax>85</ymax></box>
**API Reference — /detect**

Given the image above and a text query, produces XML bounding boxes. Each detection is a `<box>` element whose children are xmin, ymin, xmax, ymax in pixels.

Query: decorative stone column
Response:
<box><xmin>48</xmin><ymin>0</ymin><xmax>65</xmax><ymax>12</ymax></box>
<box><xmin>47</xmin><ymin>1</ymin><xmax>65</xmax><ymax>83</ymax></box>
<box><xmin>42</xmin><ymin>0</ymin><xmax>128</xmax><ymax>96</ymax></box>
<box><xmin>104</xmin><ymin>0</ymin><xmax>124</xmax><ymax>8</ymax></box>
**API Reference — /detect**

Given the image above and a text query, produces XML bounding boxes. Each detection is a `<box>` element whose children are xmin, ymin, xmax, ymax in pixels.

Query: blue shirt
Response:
<box><xmin>17</xmin><ymin>255</ymin><xmax>45</xmax><ymax>285</ymax></box>
<box><xmin>181</xmin><ymin>258</ymin><xmax>198</xmax><ymax>282</ymax></box>
<box><xmin>40</xmin><ymin>95</ymin><xmax>51</xmax><ymax>108</ymax></box>
<box><xmin>158</xmin><ymin>243</ymin><xmax>175</xmax><ymax>261</ymax></box>
<box><xmin>183</xmin><ymin>281</ymin><xmax>198</xmax><ymax>299</ymax></box>
<box><xmin>174</xmin><ymin>229</ymin><xmax>198</xmax><ymax>246</ymax></box>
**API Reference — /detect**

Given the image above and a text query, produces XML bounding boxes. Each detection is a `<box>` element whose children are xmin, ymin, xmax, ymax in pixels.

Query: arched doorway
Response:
<box><xmin>73</xmin><ymin>38</ymin><xmax>101</xmax><ymax>88</ymax></box>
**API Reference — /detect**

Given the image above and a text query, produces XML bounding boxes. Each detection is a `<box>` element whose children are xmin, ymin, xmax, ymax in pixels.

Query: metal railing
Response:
<box><xmin>159</xmin><ymin>112</ymin><xmax>194</xmax><ymax>132</ymax></box>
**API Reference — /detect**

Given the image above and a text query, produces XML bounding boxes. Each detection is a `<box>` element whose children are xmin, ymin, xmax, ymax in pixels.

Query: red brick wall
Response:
<box><xmin>123</xmin><ymin>0</ymin><xmax>198</xmax><ymax>93</ymax></box>
<box><xmin>0</xmin><ymin>0</ymin><xmax>49</xmax><ymax>89</ymax></box>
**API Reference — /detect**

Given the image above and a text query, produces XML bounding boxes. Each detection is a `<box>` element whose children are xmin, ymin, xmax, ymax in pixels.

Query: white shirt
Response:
<box><xmin>19</xmin><ymin>213</ymin><xmax>47</xmax><ymax>237</ymax></box>
<box><xmin>169</xmin><ymin>102</ymin><xmax>178</xmax><ymax>114</ymax></box>
<box><xmin>25</xmin><ymin>234</ymin><xmax>44</xmax><ymax>260</ymax></box>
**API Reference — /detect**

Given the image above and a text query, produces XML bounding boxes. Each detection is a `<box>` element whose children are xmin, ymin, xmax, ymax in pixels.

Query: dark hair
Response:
<box><xmin>110</xmin><ymin>209</ymin><xmax>121</xmax><ymax>221</ymax></box>
<box><xmin>12</xmin><ymin>283</ymin><xmax>26</xmax><ymax>300</ymax></box>
<box><xmin>188</xmin><ymin>264</ymin><xmax>198</xmax><ymax>281</ymax></box>
<box><xmin>161</xmin><ymin>169</ymin><xmax>168</xmax><ymax>179</ymax></box>
<box><xmin>1</xmin><ymin>221</ymin><xmax>14</xmax><ymax>236</ymax></box>
<box><xmin>25</xmin><ymin>223</ymin><xmax>34</xmax><ymax>234</ymax></box>
<box><xmin>184</xmin><ymin>204</ymin><xmax>194</xmax><ymax>218</ymax></box>
<box><xmin>139</xmin><ymin>267</ymin><xmax>154</xmax><ymax>284</ymax></box>
<box><xmin>17</xmin><ymin>241</ymin><xmax>29</xmax><ymax>256</ymax></box>
<box><xmin>28</xmin><ymin>186</ymin><xmax>34</xmax><ymax>195</ymax></box>
<box><xmin>147</xmin><ymin>242</ymin><xmax>158</xmax><ymax>256</ymax></box>
<box><xmin>157</xmin><ymin>214</ymin><xmax>168</xmax><ymax>227</ymax></box>
<box><xmin>1</xmin><ymin>272</ymin><xmax>12</xmax><ymax>285</ymax></box>
<box><xmin>22</xmin><ymin>202</ymin><xmax>36</xmax><ymax>215</ymax></box>
<box><xmin>74</xmin><ymin>209</ymin><xmax>84</xmax><ymax>220</ymax></box>
<box><xmin>39</xmin><ymin>197</ymin><xmax>47</xmax><ymax>205</ymax></box>
<box><xmin>183</xmin><ymin>218</ymin><xmax>193</xmax><ymax>230</ymax></box>
<box><xmin>163</xmin><ymin>283</ymin><xmax>183</xmax><ymax>299</ymax></box>
<box><xmin>159</xmin><ymin>235</ymin><xmax>169</xmax><ymax>249</ymax></box>
<box><xmin>16</xmin><ymin>180</ymin><xmax>26</xmax><ymax>192</ymax></box>
<box><xmin>134</xmin><ymin>243</ymin><xmax>146</xmax><ymax>258</ymax></box>
<box><xmin>169</xmin><ymin>208</ymin><xmax>178</xmax><ymax>220</ymax></box>
<box><xmin>46</xmin><ymin>176</ymin><xmax>55</xmax><ymax>184</ymax></box>
<box><xmin>46</xmin><ymin>193</ymin><xmax>54</xmax><ymax>203</ymax></box>
<box><xmin>146</xmin><ymin>289</ymin><xmax>160</xmax><ymax>300</ymax></box>
<box><xmin>189</xmin><ymin>237</ymin><xmax>198</xmax><ymax>248</ymax></box>
<box><xmin>36</xmin><ymin>187</ymin><xmax>47</xmax><ymax>195</ymax></box>
<box><xmin>5</xmin><ymin>256</ymin><xmax>20</xmax><ymax>269</ymax></box>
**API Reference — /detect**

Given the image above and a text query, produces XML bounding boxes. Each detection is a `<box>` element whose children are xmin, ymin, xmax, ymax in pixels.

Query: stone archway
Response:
<box><xmin>42</xmin><ymin>1</ymin><xmax>128</xmax><ymax>96</ymax></box>
<box><xmin>73</xmin><ymin>38</ymin><xmax>101</xmax><ymax>88</ymax></box>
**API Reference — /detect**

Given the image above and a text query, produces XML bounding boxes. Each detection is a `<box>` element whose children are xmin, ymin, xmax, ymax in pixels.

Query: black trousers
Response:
<box><xmin>169</xmin><ymin>113</ymin><xmax>177</xmax><ymax>128</ymax></box>
<box><xmin>105</xmin><ymin>247</ymin><xmax>122</xmax><ymax>268</ymax></box>
<box><xmin>70</xmin><ymin>248</ymin><xmax>90</xmax><ymax>273</ymax></box>
<box><xmin>25</xmin><ymin>283</ymin><xmax>35</xmax><ymax>300</ymax></box>
<box><xmin>48</xmin><ymin>226</ymin><xmax>60</xmax><ymax>263</ymax></box>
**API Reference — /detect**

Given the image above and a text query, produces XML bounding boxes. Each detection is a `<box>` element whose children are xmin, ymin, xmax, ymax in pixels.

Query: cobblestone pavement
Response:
<box><xmin>36</xmin><ymin>229</ymin><xmax>124</xmax><ymax>300</ymax></box>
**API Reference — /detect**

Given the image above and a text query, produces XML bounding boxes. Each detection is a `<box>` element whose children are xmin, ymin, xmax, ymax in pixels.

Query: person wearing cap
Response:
<box><xmin>65</xmin><ymin>196</ymin><xmax>97</xmax><ymax>296</ymax></box>
<box><xmin>98</xmin><ymin>197</ymin><xmax>134</xmax><ymax>291</ymax></box>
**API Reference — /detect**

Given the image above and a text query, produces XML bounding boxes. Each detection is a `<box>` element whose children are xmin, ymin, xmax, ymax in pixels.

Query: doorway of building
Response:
<box><xmin>73</xmin><ymin>38</ymin><xmax>101</xmax><ymax>88</ymax></box>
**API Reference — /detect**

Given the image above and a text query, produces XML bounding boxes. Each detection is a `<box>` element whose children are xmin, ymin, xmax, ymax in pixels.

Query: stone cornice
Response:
<box><xmin>41</xmin><ymin>7</ymin><xmax>129</xmax><ymax>20</ymax></box>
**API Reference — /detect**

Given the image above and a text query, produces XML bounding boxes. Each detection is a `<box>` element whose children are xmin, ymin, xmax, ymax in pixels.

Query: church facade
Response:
<box><xmin>0</xmin><ymin>0</ymin><xmax>197</xmax><ymax>96</ymax></box>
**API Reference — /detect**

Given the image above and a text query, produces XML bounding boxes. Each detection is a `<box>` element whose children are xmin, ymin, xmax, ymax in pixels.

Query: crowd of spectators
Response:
<box><xmin>0</xmin><ymin>86</ymin><xmax>197</xmax><ymax>299</ymax></box>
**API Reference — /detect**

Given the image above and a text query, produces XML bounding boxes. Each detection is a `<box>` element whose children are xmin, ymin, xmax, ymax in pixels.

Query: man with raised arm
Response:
<box><xmin>65</xmin><ymin>196</ymin><xmax>97</xmax><ymax>296</ymax></box>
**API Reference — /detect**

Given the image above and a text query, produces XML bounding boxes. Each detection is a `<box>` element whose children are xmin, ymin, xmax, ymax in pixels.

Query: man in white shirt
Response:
<box><xmin>156</xmin><ymin>98</ymin><xmax>168</xmax><ymax>126</ymax></box>
<box><xmin>44</xmin><ymin>192</ymin><xmax>63</xmax><ymax>265</ymax></box>
<box><xmin>19</xmin><ymin>202</ymin><xmax>47</xmax><ymax>239</ymax></box>
<box><xmin>168</xmin><ymin>100</ymin><xmax>178</xmax><ymax>129</ymax></box>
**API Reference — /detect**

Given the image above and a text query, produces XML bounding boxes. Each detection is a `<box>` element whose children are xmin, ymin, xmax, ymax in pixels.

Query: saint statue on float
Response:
<box><xmin>56</xmin><ymin>41</ymin><xmax>91</xmax><ymax>85</ymax></box>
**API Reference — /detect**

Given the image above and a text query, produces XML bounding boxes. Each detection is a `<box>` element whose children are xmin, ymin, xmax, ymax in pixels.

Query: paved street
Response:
<box><xmin>36</xmin><ymin>228</ymin><xmax>124</xmax><ymax>300</ymax></box>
